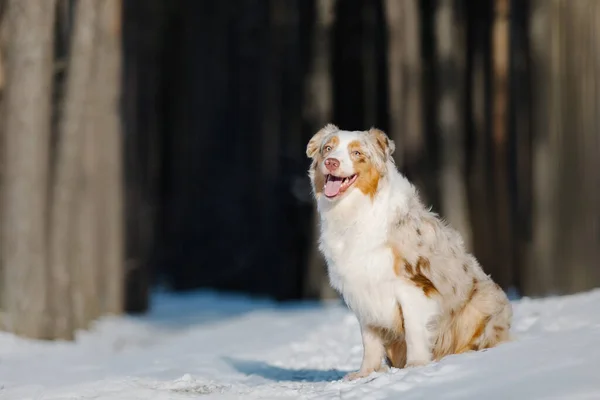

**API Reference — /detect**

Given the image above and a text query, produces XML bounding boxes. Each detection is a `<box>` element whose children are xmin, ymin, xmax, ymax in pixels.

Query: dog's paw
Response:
<box><xmin>343</xmin><ymin>369</ymin><xmax>374</xmax><ymax>381</ymax></box>
<box><xmin>343</xmin><ymin>364</ymin><xmax>389</xmax><ymax>381</ymax></box>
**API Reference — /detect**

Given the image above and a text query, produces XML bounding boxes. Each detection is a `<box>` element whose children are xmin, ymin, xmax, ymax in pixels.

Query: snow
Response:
<box><xmin>1</xmin><ymin>288</ymin><xmax>600</xmax><ymax>400</ymax></box>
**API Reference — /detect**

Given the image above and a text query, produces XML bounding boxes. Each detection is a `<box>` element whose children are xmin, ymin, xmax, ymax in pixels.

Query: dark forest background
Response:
<box><xmin>0</xmin><ymin>0</ymin><xmax>598</xmax><ymax>340</ymax></box>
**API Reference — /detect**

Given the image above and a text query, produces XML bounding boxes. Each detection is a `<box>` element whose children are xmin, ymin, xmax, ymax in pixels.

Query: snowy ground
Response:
<box><xmin>1</xmin><ymin>288</ymin><xmax>600</xmax><ymax>400</ymax></box>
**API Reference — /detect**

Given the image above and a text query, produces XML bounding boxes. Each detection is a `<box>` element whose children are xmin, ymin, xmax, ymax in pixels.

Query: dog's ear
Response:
<box><xmin>306</xmin><ymin>123</ymin><xmax>339</xmax><ymax>158</ymax></box>
<box><xmin>369</xmin><ymin>128</ymin><xmax>395</xmax><ymax>159</ymax></box>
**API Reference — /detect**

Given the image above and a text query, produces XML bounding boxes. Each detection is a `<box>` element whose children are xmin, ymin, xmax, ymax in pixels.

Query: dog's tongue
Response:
<box><xmin>324</xmin><ymin>177</ymin><xmax>343</xmax><ymax>197</ymax></box>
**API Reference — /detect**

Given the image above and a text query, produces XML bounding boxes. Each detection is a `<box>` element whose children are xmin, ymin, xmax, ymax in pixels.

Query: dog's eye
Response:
<box><xmin>352</xmin><ymin>151</ymin><xmax>361</xmax><ymax>157</ymax></box>
<box><xmin>324</xmin><ymin>145</ymin><xmax>332</xmax><ymax>152</ymax></box>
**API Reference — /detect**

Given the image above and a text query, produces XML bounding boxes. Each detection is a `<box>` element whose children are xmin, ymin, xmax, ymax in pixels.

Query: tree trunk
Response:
<box><xmin>526</xmin><ymin>0</ymin><xmax>600</xmax><ymax>296</ymax></box>
<box><xmin>384</xmin><ymin>0</ymin><xmax>404</xmax><ymax>164</ymax></box>
<box><xmin>49</xmin><ymin>0</ymin><xmax>99</xmax><ymax>339</ymax></box>
<box><xmin>0</xmin><ymin>0</ymin><xmax>9</xmax><ymax>314</ymax></box>
<box><xmin>385</xmin><ymin>0</ymin><xmax>428</xmax><ymax>201</ymax></box>
<box><xmin>94</xmin><ymin>0</ymin><xmax>124</xmax><ymax>315</ymax></box>
<box><xmin>434</xmin><ymin>0</ymin><xmax>472</xmax><ymax>250</ymax></box>
<box><xmin>1</xmin><ymin>0</ymin><xmax>56</xmax><ymax>339</ymax></box>
<box><xmin>490</xmin><ymin>0</ymin><xmax>512</xmax><ymax>289</ymax></box>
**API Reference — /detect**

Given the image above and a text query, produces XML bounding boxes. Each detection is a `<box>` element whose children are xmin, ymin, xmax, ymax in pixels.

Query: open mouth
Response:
<box><xmin>323</xmin><ymin>174</ymin><xmax>358</xmax><ymax>198</ymax></box>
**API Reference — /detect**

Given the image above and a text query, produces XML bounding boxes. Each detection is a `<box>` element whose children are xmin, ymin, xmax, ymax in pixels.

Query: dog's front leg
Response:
<box><xmin>344</xmin><ymin>325</ymin><xmax>387</xmax><ymax>381</ymax></box>
<box><xmin>396</xmin><ymin>283</ymin><xmax>440</xmax><ymax>367</ymax></box>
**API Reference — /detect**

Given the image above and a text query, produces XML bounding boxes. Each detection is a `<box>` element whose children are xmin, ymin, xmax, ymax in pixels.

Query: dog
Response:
<box><xmin>306</xmin><ymin>124</ymin><xmax>512</xmax><ymax>381</ymax></box>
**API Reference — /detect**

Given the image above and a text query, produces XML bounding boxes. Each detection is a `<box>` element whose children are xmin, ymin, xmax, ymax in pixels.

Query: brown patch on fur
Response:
<box><xmin>462</xmin><ymin>264</ymin><xmax>468</xmax><ymax>272</ymax></box>
<box><xmin>369</xmin><ymin>128</ymin><xmax>393</xmax><ymax>158</ymax></box>
<box><xmin>493</xmin><ymin>325</ymin><xmax>505</xmax><ymax>332</ymax></box>
<box><xmin>467</xmin><ymin>278</ymin><xmax>478</xmax><ymax>302</ymax></box>
<box><xmin>410</xmin><ymin>273</ymin><xmax>439</xmax><ymax>297</ymax></box>
<box><xmin>416</xmin><ymin>228</ymin><xmax>422</xmax><ymax>236</ymax></box>
<box><xmin>306</xmin><ymin>136</ymin><xmax>321</xmax><ymax>159</ymax></box>
<box><xmin>404</xmin><ymin>260</ymin><xmax>414</xmax><ymax>275</ymax></box>
<box><xmin>415</xmin><ymin>256</ymin><xmax>430</xmax><ymax>273</ymax></box>
<box><xmin>452</xmin><ymin>286</ymin><xmax>457</xmax><ymax>294</ymax></box>
<box><xmin>348</xmin><ymin>140</ymin><xmax>381</xmax><ymax>199</ymax></box>
<box><xmin>385</xmin><ymin>339</ymin><xmax>407</xmax><ymax>368</ymax></box>
<box><xmin>409</xmin><ymin>257</ymin><xmax>437</xmax><ymax>297</ymax></box>
<box><xmin>306</xmin><ymin>124</ymin><xmax>338</xmax><ymax>158</ymax></box>
<box><xmin>322</xmin><ymin>135</ymin><xmax>339</xmax><ymax>155</ymax></box>
<box><xmin>403</xmin><ymin>257</ymin><xmax>437</xmax><ymax>297</ymax></box>
<box><xmin>468</xmin><ymin>315</ymin><xmax>492</xmax><ymax>348</ymax></box>
<box><xmin>313</xmin><ymin>167</ymin><xmax>325</xmax><ymax>195</ymax></box>
<box><xmin>389</xmin><ymin>244</ymin><xmax>403</xmax><ymax>276</ymax></box>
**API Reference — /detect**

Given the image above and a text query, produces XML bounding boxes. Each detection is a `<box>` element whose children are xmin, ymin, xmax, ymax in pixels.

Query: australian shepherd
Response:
<box><xmin>306</xmin><ymin>124</ymin><xmax>512</xmax><ymax>381</ymax></box>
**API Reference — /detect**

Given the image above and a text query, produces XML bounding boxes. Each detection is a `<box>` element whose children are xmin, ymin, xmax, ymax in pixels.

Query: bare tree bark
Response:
<box><xmin>434</xmin><ymin>0</ymin><xmax>472</xmax><ymax>250</ymax></box>
<box><xmin>552</xmin><ymin>1</ymin><xmax>600</xmax><ymax>293</ymax></box>
<box><xmin>0</xmin><ymin>0</ymin><xmax>9</xmax><ymax>315</ymax></box>
<box><xmin>384</xmin><ymin>0</ymin><xmax>422</xmax><ymax>169</ymax></box>
<box><xmin>48</xmin><ymin>0</ymin><xmax>98</xmax><ymax>338</ymax></box>
<box><xmin>572</xmin><ymin>1</ymin><xmax>600</xmax><ymax>292</ymax></box>
<box><xmin>1</xmin><ymin>0</ymin><xmax>56</xmax><ymax>339</ymax></box>
<box><xmin>490</xmin><ymin>0</ymin><xmax>512</xmax><ymax>289</ymax></box>
<box><xmin>400</xmin><ymin>0</ymin><xmax>422</xmax><ymax>166</ymax></box>
<box><xmin>526</xmin><ymin>0</ymin><xmax>559</xmax><ymax>296</ymax></box>
<box><xmin>526</xmin><ymin>0</ymin><xmax>600</xmax><ymax>295</ymax></box>
<box><xmin>95</xmin><ymin>0</ymin><xmax>124</xmax><ymax>315</ymax></box>
<box><xmin>385</xmin><ymin>0</ymin><xmax>404</xmax><ymax>164</ymax></box>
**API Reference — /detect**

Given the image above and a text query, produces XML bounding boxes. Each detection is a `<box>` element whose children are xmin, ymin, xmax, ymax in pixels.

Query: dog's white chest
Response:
<box><xmin>323</xmin><ymin>235</ymin><xmax>399</xmax><ymax>328</ymax></box>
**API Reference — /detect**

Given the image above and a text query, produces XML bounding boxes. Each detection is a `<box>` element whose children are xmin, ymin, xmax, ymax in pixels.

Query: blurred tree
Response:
<box><xmin>93</xmin><ymin>0</ymin><xmax>124</xmax><ymax>317</ymax></box>
<box><xmin>526</xmin><ymin>0</ymin><xmax>600</xmax><ymax>295</ymax></box>
<box><xmin>384</xmin><ymin>0</ymin><xmax>422</xmax><ymax>171</ymax></box>
<box><xmin>1</xmin><ymin>0</ymin><xmax>57</xmax><ymax>339</ymax></box>
<box><xmin>49</xmin><ymin>0</ymin><xmax>98</xmax><ymax>340</ymax></box>
<box><xmin>434</xmin><ymin>0</ymin><xmax>472</xmax><ymax>251</ymax></box>
<box><xmin>1</xmin><ymin>0</ymin><xmax>124</xmax><ymax>340</ymax></box>
<box><xmin>490</xmin><ymin>0</ymin><xmax>512</xmax><ymax>291</ymax></box>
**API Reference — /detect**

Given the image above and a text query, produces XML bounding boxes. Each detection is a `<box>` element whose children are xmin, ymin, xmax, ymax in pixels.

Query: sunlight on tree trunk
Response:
<box><xmin>1</xmin><ymin>0</ymin><xmax>56</xmax><ymax>339</ymax></box>
<box><xmin>95</xmin><ymin>0</ymin><xmax>124</xmax><ymax>315</ymax></box>
<box><xmin>49</xmin><ymin>0</ymin><xmax>99</xmax><ymax>339</ymax></box>
<box><xmin>526</xmin><ymin>0</ymin><xmax>600</xmax><ymax>295</ymax></box>
<box><xmin>434</xmin><ymin>0</ymin><xmax>472</xmax><ymax>251</ymax></box>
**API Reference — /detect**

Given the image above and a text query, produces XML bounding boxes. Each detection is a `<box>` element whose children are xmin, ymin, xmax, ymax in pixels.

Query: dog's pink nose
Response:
<box><xmin>324</xmin><ymin>158</ymin><xmax>340</xmax><ymax>172</ymax></box>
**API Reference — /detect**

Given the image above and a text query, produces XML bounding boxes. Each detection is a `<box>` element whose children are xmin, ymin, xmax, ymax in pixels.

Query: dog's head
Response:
<box><xmin>306</xmin><ymin>124</ymin><xmax>395</xmax><ymax>201</ymax></box>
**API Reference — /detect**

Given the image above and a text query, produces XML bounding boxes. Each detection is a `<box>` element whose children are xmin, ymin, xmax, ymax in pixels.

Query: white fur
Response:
<box><xmin>395</xmin><ymin>281</ymin><xmax>439</xmax><ymax>366</ymax></box>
